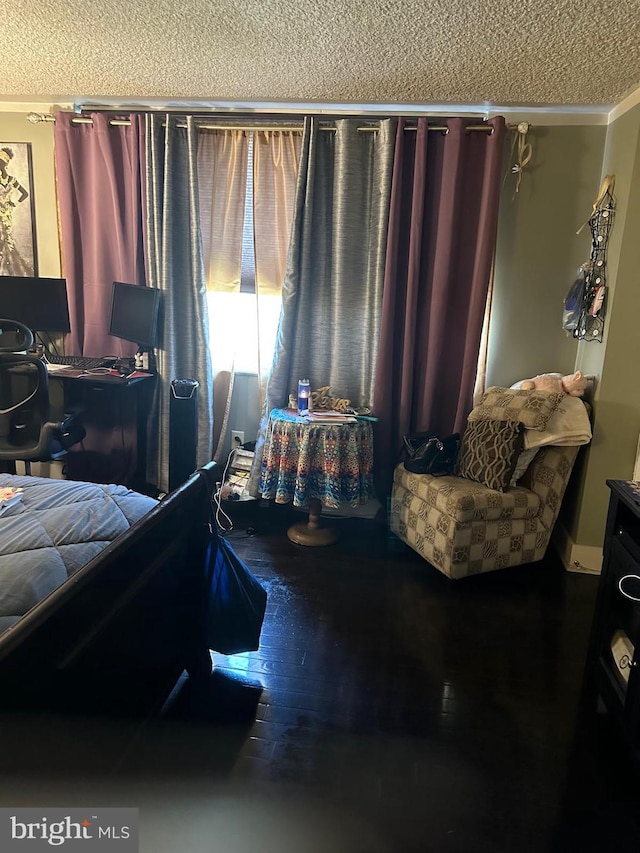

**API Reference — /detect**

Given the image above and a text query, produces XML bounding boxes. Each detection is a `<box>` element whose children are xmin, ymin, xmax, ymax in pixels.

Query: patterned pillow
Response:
<box><xmin>456</xmin><ymin>419</ymin><xmax>524</xmax><ymax>492</ymax></box>
<box><xmin>468</xmin><ymin>386</ymin><xmax>563</xmax><ymax>431</ymax></box>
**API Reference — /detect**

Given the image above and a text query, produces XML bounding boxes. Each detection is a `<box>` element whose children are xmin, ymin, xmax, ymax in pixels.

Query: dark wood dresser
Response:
<box><xmin>589</xmin><ymin>479</ymin><xmax>640</xmax><ymax>770</ymax></box>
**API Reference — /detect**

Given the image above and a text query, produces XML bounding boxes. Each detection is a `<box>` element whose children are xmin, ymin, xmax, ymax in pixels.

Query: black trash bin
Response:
<box><xmin>169</xmin><ymin>378</ymin><xmax>199</xmax><ymax>492</ymax></box>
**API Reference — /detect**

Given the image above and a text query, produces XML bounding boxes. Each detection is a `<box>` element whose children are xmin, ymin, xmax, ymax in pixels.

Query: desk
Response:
<box><xmin>259</xmin><ymin>408</ymin><xmax>374</xmax><ymax>544</ymax></box>
<box><xmin>49</xmin><ymin>369</ymin><xmax>156</xmax><ymax>490</ymax></box>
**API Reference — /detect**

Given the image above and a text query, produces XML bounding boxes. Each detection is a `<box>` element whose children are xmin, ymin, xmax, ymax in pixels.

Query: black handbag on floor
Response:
<box><xmin>204</xmin><ymin>534</ymin><xmax>268</xmax><ymax>655</ymax></box>
<box><xmin>402</xmin><ymin>432</ymin><xmax>460</xmax><ymax>476</ymax></box>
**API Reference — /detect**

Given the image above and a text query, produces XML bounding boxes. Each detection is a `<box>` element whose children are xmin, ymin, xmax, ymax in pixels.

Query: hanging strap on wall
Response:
<box><xmin>576</xmin><ymin>174</ymin><xmax>616</xmax><ymax>235</ymax></box>
<box><xmin>507</xmin><ymin>122</ymin><xmax>533</xmax><ymax>196</ymax></box>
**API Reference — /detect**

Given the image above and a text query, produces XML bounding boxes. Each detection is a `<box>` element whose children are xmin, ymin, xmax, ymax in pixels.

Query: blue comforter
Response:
<box><xmin>0</xmin><ymin>474</ymin><xmax>158</xmax><ymax>635</ymax></box>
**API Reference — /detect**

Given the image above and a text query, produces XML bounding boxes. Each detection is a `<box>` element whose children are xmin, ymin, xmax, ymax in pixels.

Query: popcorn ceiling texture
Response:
<box><xmin>4</xmin><ymin>0</ymin><xmax>640</xmax><ymax>106</ymax></box>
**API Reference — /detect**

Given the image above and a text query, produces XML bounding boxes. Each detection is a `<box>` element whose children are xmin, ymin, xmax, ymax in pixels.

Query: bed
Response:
<box><xmin>0</xmin><ymin>463</ymin><xmax>218</xmax><ymax>715</ymax></box>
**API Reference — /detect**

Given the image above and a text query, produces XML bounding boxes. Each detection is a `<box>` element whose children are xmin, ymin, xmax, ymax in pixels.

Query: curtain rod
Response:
<box><xmin>27</xmin><ymin>112</ymin><xmax>496</xmax><ymax>133</ymax></box>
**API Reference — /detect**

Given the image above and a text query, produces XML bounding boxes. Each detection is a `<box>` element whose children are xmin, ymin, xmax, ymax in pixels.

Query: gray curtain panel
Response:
<box><xmin>248</xmin><ymin>116</ymin><xmax>396</xmax><ymax>496</ymax></box>
<box><xmin>145</xmin><ymin>115</ymin><xmax>214</xmax><ymax>493</ymax></box>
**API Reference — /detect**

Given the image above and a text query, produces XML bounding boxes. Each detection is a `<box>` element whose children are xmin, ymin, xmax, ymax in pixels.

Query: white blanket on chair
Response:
<box><xmin>524</xmin><ymin>396</ymin><xmax>592</xmax><ymax>450</ymax></box>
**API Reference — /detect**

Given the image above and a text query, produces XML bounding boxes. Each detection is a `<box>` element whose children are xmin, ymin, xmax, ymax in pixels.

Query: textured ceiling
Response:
<box><xmin>4</xmin><ymin>0</ymin><xmax>640</xmax><ymax>109</ymax></box>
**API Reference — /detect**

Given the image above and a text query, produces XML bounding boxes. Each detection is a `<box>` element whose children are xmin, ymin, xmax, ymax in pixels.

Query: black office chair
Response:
<box><xmin>0</xmin><ymin>319</ymin><xmax>85</xmax><ymax>475</ymax></box>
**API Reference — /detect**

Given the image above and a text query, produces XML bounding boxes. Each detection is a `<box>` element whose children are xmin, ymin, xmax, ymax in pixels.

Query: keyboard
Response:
<box><xmin>46</xmin><ymin>354</ymin><xmax>106</xmax><ymax>370</ymax></box>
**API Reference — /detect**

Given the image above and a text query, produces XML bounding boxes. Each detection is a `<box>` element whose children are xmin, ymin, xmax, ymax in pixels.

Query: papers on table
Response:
<box><xmin>301</xmin><ymin>410</ymin><xmax>357</xmax><ymax>424</ymax></box>
<box><xmin>45</xmin><ymin>362</ymin><xmax>74</xmax><ymax>373</ymax></box>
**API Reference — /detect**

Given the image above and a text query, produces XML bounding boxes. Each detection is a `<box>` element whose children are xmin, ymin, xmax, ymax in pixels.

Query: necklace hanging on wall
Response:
<box><xmin>574</xmin><ymin>175</ymin><xmax>615</xmax><ymax>343</ymax></box>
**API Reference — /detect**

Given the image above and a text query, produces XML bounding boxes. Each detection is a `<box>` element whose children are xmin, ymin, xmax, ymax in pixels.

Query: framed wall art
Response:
<box><xmin>0</xmin><ymin>141</ymin><xmax>38</xmax><ymax>276</ymax></box>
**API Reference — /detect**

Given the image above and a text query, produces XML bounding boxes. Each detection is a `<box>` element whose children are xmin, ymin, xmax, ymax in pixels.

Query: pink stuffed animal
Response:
<box><xmin>520</xmin><ymin>371</ymin><xmax>587</xmax><ymax>397</ymax></box>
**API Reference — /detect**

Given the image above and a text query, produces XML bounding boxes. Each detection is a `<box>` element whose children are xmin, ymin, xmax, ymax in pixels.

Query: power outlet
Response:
<box><xmin>231</xmin><ymin>430</ymin><xmax>245</xmax><ymax>447</ymax></box>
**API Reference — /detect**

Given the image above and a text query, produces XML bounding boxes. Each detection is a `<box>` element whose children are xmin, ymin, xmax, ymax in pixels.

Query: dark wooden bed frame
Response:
<box><xmin>0</xmin><ymin>462</ymin><xmax>218</xmax><ymax>716</ymax></box>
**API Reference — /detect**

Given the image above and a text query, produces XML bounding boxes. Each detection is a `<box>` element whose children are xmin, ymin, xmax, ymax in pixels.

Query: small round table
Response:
<box><xmin>259</xmin><ymin>408</ymin><xmax>375</xmax><ymax>546</ymax></box>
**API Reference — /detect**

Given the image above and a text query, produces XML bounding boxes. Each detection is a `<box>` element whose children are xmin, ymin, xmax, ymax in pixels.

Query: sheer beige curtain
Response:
<box><xmin>198</xmin><ymin>129</ymin><xmax>301</xmax><ymax>461</ymax></box>
<box><xmin>254</xmin><ymin>131</ymin><xmax>301</xmax><ymax>296</ymax></box>
<box><xmin>198</xmin><ymin>129</ymin><xmax>248</xmax><ymax>291</ymax></box>
<box><xmin>197</xmin><ymin>130</ymin><xmax>248</xmax><ymax>459</ymax></box>
<box><xmin>253</xmin><ymin>130</ymin><xmax>301</xmax><ymax>384</ymax></box>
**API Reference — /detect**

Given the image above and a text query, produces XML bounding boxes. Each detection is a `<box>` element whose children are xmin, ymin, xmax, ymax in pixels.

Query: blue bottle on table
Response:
<box><xmin>298</xmin><ymin>379</ymin><xmax>310</xmax><ymax>415</ymax></box>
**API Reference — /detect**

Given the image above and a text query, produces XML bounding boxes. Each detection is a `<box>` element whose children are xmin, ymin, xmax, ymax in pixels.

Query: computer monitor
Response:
<box><xmin>109</xmin><ymin>282</ymin><xmax>160</xmax><ymax>349</ymax></box>
<box><xmin>0</xmin><ymin>276</ymin><xmax>71</xmax><ymax>333</ymax></box>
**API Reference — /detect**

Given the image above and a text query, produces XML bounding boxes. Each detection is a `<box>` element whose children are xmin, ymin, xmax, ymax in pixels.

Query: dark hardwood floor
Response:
<box><xmin>2</xmin><ymin>501</ymin><xmax>640</xmax><ymax>851</ymax></box>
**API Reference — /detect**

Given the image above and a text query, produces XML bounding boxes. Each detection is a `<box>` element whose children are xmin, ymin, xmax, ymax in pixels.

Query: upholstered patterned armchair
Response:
<box><xmin>390</xmin><ymin>440</ymin><xmax>581</xmax><ymax>580</ymax></box>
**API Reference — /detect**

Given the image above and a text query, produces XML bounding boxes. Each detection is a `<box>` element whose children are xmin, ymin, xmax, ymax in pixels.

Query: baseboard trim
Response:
<box><xmin>552</xmin><ymin>523</ymin><xmax>603</xmax><ymax>575</ymax></box>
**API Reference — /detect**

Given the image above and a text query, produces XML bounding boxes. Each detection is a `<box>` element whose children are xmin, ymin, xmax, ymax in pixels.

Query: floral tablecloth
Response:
<box><xmin>259</xmin><ymin>408</ymin><xmax>374</xmax><ymax>508</ymax></box>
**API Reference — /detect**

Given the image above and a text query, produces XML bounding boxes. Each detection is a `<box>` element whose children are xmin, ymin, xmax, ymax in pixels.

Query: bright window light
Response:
<box><xmin>207</xmin><ymin>291</ymin><xmax>281</xmax><ymax>376</ymax></box>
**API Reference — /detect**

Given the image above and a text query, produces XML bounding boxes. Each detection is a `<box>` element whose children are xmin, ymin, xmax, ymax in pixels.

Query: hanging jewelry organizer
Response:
<box><xmin>574</xmin><ymin>175</ymin><xmax>615</xmax><ymax>342</ymax></box>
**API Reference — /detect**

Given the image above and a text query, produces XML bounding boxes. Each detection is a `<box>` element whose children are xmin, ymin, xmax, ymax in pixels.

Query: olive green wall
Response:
<box><xmin>571</xmin><ymin>103</ymin><xmax>640</xmax><ymax>549</ymax></box>
<box><xmin>487</xmin><ymin>125</ymin><xmax>606</xmax><ymax>389</ymax></box>
<box><xmin>1</xmin><ymin>112</ymin><xmax>59</xmax><ymax>277</ymax></box>
<box><xmin>486</xmin><ymin>108</ymin><xmax>640</xmax><ymax>561</ymax></box>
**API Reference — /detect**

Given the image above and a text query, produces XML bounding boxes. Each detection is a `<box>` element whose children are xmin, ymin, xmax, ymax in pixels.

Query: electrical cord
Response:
<box><xmin>37</xmin><ymin>331</ymin><xmax>62</xmax><ymax>359</ymax></box>
<box><xmin>211</xmin><ymin>447</ymin><xmax>237</xmax><ymax>534</ymax></box>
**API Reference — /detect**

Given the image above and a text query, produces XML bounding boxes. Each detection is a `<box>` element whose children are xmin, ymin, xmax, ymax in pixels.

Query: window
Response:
<box><xmin>207</xmin><ymin>133</ymin><xmax>283</xmax><ymax>378</ymax></box>
<box><xmin>207</xmin><ymin>290</ymin><xmax>281</xmax><ymax>376</ymax></box>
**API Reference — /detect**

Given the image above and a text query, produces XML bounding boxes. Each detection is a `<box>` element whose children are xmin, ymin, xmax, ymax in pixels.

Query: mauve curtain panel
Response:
<box><xmin>54</xmin><ymin>112</ymin><xmax>147</xmax><ymax>357</ymax></box>
<box><xmin>373</xmin><ymin>116</ymin><xmax>506</xmax><ymax>495</ymax></box>
<box><xmin>53</xmin><ymin>112</ymin><xmax>147</xmax><ymax>486</ymax></box>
